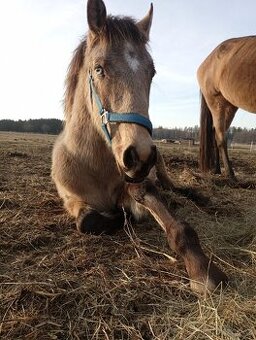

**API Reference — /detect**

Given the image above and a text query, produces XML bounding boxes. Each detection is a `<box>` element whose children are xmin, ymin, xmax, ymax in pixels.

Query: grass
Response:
<box><xmin>0</xmin><ymin>132</ymin><xmax>256</xmax><ymax>339</ymax></box>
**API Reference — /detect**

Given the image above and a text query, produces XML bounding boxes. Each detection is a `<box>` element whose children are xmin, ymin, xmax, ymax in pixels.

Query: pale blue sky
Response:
<box><xmin>0</xmin><ymin>0</ymin><xmax>255</xmax><ymax>128</ymax></box>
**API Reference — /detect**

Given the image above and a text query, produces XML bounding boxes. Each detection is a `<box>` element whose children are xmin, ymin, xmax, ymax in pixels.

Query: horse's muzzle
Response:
<box><xmin>123</xmin><ymin>145</ymin><xmax>157</xmax><ymax>182</ymax></box>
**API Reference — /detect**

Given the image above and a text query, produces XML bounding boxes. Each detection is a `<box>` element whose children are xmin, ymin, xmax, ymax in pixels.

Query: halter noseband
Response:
<box><xmin>89</xmin><ymin>75</ymin><xmax>153</xmax><ymax>143</ymax></box>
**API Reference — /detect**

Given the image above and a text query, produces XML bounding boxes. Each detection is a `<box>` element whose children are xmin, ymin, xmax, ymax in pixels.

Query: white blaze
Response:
<box><xmin>124</xmin><ymin>43</ymin><xmax>140</xmax><ymax>72</ymax></box>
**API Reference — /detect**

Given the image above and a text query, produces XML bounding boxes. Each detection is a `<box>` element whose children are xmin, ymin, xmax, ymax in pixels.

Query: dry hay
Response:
<box><xmin>0</xmin><ymin>132</ymin><xmax>256</xmax><ymax>340</ymax></box>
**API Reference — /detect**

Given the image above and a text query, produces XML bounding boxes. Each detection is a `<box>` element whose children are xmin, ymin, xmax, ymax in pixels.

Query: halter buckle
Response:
<box><xmin>101</xmin><ymin>109</ymin><xmax>110</xmax><ymax>125</ymax></box>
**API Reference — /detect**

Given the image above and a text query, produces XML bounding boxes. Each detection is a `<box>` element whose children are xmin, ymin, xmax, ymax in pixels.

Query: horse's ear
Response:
<box><xmin>87</xmin><ymin>0</ymin><xmax>107</xmax><ymax>34</ymax></box>
<box><xmin>136</xmin><ymin>3</ymin><xmax>153</xmax><ymax>40</ymax></box>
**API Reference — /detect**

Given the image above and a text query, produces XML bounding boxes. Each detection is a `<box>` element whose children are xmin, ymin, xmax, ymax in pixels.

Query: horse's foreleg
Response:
<box><xmin>52</xmin><ymin>140</ymin><xmax>124</xmax><ymax>235</ymax></box>
<box><xmin>63</xmin><ymin>196</ymin><xmax>124</xmax><ymax>235</ymax></box>
<box><xmin>126</xmin><ymin>181</ymin><xmax>228</xmax><ymax>294</ymax></box>
<box><xmin>77</xmin><ymin>208</ymin><xmax>125</xmax><ymax>235</ymax></box>
<box><xmin>56</xmin><ymin>189</ymin><xmax>125</xmax><ymax>234</ymax></box>
<box><xmin>155</xmin><ymin>149</ymin><xmax>175</xmax><ymax>190</ymax></box>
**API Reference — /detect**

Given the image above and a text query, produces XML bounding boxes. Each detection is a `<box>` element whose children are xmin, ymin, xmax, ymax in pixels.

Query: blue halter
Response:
<box><xmin>89</xmin><ymin>75</ymin><xmax>153</xmax><ymax>143</ymax></box>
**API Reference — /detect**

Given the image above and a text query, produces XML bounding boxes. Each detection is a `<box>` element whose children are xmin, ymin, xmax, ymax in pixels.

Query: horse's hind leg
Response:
<box><xmin>126</xmin><ymin>181</ymin><xmax>228</xmax><ymax>294</ymax></box>
<box><xmin>213</xmin><ymin>136</ymin><xmax>221</xmax><ymax>174</ymax></box>
<box><xmin>206</xmin><ymin>93</ymin><xmax>237</xmax><ymax>179</ymax></box>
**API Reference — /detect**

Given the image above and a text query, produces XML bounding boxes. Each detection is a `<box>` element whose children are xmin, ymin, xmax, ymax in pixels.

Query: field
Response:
<box><xmin>0</xmin><ymin>132</ymin><xmax>255</xmax><ymax>340</ymax></box>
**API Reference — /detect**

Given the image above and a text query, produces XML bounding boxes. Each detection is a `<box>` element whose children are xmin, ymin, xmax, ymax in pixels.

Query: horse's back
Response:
<box><xmin>198</xmin><ymin>36</ymin><xmax>256</xmax><ymax>112</ymax></box>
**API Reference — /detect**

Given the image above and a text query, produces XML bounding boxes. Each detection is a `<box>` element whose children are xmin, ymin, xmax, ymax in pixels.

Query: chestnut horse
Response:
<box><xmin>198</xmin><ymin>36</ymin><xmax>256</xmax><ymax>179</ymax></box>
<box><xmin>52</xmin><ymin>0</ymin><xmax>227</xmax><ymax>293</ymax></box>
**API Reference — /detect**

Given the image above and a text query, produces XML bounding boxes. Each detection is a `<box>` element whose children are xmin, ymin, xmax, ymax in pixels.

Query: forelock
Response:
<box><xmin>90</xmin><ymin>16</ymin><xmax>147</xmax><ymax>46</ymax></box>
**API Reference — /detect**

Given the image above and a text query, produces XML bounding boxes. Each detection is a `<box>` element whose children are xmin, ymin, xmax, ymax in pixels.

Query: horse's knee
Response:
<box><xmin>76</xmin><ymin>209</ymin><xmax>125</xmax><ymax>235</ymax></box>
<box><xmin>127</xmin><ymin>180</ymin><xmax>159</xmax><ymax>204</ymax></box>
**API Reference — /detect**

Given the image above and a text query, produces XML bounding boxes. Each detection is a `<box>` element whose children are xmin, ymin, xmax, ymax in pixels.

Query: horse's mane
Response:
<box><xmin>64</xmin><ymin>39</ymin><xmax>86</xmax><ymax>117</ymax></box>
<box><xmin>64</xmin><ymin>16</ymin><xmax>146</xmax><ymax>118</ymax></box>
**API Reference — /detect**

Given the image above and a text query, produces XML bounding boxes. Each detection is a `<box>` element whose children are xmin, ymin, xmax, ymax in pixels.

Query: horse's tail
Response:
<box><xmin>199</xmin><ymin>92</ymin><xmax>215</xmax><ymax>172</ymax></box>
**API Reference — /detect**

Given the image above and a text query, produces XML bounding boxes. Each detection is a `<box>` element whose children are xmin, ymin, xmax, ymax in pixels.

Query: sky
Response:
<box><xmin>0</xmin><ymin>0</ymin><xmax>256</xmax><ymax>129</ymax></box>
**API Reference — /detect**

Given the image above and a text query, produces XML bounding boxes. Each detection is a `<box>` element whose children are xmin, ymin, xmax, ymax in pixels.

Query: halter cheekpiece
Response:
<box><xmin>89</xmin><ymin>74</ymin><xmax>153</xmax><ymax>143</ymax></box>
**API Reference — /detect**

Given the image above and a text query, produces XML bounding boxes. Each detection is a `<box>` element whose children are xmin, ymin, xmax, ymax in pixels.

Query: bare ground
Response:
<box><xmin>0</xmin><ymin>132</ymin><xmax>255</xmax><ymax>340</ymax></box>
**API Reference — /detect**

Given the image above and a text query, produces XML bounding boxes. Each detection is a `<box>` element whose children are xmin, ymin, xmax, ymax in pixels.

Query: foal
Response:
<box><xmin>52</xmin><ymin>0</ymin><xmax>227</xmax><ymax>293</ymax></box>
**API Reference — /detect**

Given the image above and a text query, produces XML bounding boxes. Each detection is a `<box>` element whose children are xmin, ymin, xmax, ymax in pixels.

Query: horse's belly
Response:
<box><xmin>221</xmin><ymin>76</ymin><xmax>256</xmax><ymax>113</ymax></box>
<box><xmin>220</xmin><ymin>59</ymin><xmax>256</xmax><ymax>113</ymax></box>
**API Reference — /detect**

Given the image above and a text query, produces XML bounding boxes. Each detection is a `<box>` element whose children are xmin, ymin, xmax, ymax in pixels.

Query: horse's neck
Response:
<box><xmin>64</xmin><ymin>105</ymin><xmax>115</xmax><ymax>171</ymax></box>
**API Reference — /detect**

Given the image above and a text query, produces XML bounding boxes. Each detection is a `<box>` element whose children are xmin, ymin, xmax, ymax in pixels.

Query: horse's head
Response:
<box><xmin>85</xmin><ymin>0</ymin><xmax>156</xmax><ymax>182</ymax></box>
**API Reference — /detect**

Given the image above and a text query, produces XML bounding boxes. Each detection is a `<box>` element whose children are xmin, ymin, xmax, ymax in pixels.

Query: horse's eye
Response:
<box><xmin>95</xmin><ymin>66</ymin><xmax>104</xmax><ymax>76</ymax></box>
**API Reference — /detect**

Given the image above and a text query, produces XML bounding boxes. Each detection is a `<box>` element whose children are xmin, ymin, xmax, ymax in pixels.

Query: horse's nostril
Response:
<box><xmin>123</xmin><ymin>146</ymin><xmax>139</xmax><ymax>169</ymax></box>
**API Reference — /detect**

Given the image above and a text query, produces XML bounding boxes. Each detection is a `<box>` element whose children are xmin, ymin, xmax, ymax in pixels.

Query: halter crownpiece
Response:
<box><xmin>89</xmin><ymin>74</ymin><xmax>153</xmax><ymax>143</ymax></box>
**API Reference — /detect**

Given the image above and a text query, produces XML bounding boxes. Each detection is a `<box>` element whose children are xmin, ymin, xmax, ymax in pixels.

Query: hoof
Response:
<box><xmin>76</xmin><ymin>209</ymin><xmax>125</xmax><ymax>235</ymax></box>
<box><xmin>185</xmin><ymin>254</ymin><xmax>228</xmax><ymax>294</ymax></box>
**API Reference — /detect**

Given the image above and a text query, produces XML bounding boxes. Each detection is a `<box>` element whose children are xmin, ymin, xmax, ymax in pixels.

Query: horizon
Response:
<box><xmin>0</xmin><ymin>0</ymin><xmax>256</xmax><ymax>129</ymax></box>
<box><xmin>0</xmin><ymin>117</ymin><xmax>255</xmax><ymax>131</ymax></box>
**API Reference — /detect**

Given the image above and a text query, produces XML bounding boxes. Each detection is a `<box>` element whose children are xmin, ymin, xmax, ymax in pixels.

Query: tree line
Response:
<box><xmin>0</xmin><ymin>119</ymin><xmax>255</xmax><ymax>144</ymax></box>
<box><xmin>0</xmin><ymin>119</ymin><xmax>63</xmax><ymax>135</ymax></box>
